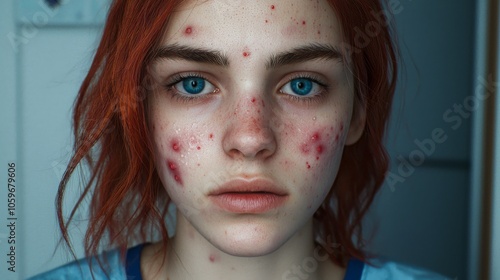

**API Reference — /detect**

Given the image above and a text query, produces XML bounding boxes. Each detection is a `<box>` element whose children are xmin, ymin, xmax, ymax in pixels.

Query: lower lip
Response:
<box><xmin>210</xmin><ymin>193</ymin><xmax>287</xmax><ymax>213</ymax></box>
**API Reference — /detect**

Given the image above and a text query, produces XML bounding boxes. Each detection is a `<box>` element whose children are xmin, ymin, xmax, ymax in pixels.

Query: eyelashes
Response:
<box><xmin>163</xmin><ymin>72</ymin><xmax>330</xmax><ymax>103</ymax></box>
<box><xmin>164</xmin><ymin>73</ymin><xmax>218</xmax><ymax>102</ymax></box>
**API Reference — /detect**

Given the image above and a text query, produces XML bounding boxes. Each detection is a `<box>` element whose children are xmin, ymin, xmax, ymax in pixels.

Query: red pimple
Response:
<box><xmin>209</xmin><ymin>133</ymin><xmax>214</xmax><ymax>139</ymax></box>
<box><xmin>209</xmin><ymin>254</ymin><xmax>217</xmax><ymax>263</ymax></box>
<box><xmin>335</xmin><ymin>134</ymin><xmax>339</xmax><ymax>141</ymax></box>
<box><xmin>243</xmin><ymin>51</ymin><xmax>250</xmax><ymax>57</ymax></box>
<box><xmin>184</xmin><ymin>26</ymin><xmax>193</xmax><ymax>34</ymax></box>
<box><xmin>197</xmin><ymin>146</ymin><xmax>201</xmax><ymax>150</ymax></box>
<box><xmin>311</xmin><ymin>133</ymin><xmax>320</xmax><ymax>142</ymax></box>
<box><xmin>302</xmin><ymin>20</ymin><xmax>306</xmax><ymax>25</ymax></box>
<box><xmin>316</xmin><ymin>145</ymin><xmax>324</xmax><ymax>154</ymax></box>
<box><xmin>171</xmin><ymin>140</ymin><xmax>181</xmax><ymax>152</ymax></box>
<box><xmin>167</xmin><ymin>160</ymin><xmax>183</xmax><ymax>186</ymax></box>
<box><xmin>306</xmin><ymin>162</ymin><xmax>311</xmax><ymax>169</ymax></box>
<box><xmin>265</xmin><ymin>19</ymin><xmax>268</xmax><ymax>23</ymax></box>
<box><xmin>251</xmin><ymin>97</ymin><xmax>256</xmax><ymax>103</ymax></box>
<box><xmin>271</xmin><ymin>4</ymin><xmax>275</xmax><ymax>9</ymax></box>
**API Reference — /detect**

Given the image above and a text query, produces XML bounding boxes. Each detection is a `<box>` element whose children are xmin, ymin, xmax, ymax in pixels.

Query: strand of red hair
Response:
<box><xmin>56</xmin><ymin>0</ymin><xmax>181</xmax><ymax>275</ymax></box>
<box><xmin>315</xmin><ymin>0</ymin><xmax>398</xmax><ymax>265</ymax></box>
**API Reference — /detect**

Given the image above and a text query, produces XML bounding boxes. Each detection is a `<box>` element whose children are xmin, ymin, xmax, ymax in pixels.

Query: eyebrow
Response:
<box><xmin>152</xmin><ymin>43</ymin><xmax>343</xmax><ymax>68</ymax></box>
<box><xmin>266</xmin><ymin>44</ymin><xmax>343</xmax><ymax>69</ymax></box>
<box><xmin>153</xmin><ymin>43</ymin><xmax>230</xmax><ymax>66</ymax></box>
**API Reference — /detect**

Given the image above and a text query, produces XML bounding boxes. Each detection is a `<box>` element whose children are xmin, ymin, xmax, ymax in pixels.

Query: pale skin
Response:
<box><xmin>143</xmin><ymin>0</ymin><xmax>365</xmax><ymax>279</ymax></box>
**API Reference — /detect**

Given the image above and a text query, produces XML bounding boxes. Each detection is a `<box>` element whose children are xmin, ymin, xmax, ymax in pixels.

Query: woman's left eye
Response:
<box><xmin>280</xmin><ymin>78</ymin><xmax>324</xmax><ymax>97</ymax></box>
<box><xmin>172</xmin><ymin>76</ymin><xmax>216</xmax><ymax>96</ymax></box>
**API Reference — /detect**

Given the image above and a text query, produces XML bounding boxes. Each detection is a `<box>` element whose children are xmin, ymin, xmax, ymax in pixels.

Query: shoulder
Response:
<box><xmin>27</xmin><ymin>248</ymin><xmax>126</xmax><ymax>280</ymax></box>
<box><xmin>360</xmin><ymin>259</ymin><xmax>451</xmax><ymax>280</ymax></box>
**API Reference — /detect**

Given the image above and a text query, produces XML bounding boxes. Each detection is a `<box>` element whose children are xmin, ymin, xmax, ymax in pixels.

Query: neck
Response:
<box><xmin>141</xmin><ymin>212</ymin><xmax>344</xmax><ymax>280</ymax></box>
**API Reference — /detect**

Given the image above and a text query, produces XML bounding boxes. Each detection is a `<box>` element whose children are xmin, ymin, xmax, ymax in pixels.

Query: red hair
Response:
<box><xmin>57</xmin><ymin>0</ymin><xmax>397</xmax><ymax>269</ymax></box>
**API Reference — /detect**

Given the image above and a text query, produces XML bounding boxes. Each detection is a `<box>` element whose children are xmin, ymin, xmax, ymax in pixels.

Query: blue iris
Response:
<box><xmin>290</xmin><ymin>78</ymin><xmax>313</xmax><ymax>96</ymax></box>
<box><xmin>182</xmin><ymin>77</ymin><xmax>206</xmax><ymax>94</ymax></box>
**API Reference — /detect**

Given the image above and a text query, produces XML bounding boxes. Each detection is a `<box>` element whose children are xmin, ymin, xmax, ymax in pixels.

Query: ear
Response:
<box><xmin>345</xmin><ymin>99</ymin><xmax>366</xmax><ymax>146</ymax></box>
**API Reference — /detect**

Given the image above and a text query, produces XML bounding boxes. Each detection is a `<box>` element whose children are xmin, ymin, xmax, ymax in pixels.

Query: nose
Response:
<box><xmin>222</xmin><ymin>97</ymin><xmax>277</xmax><ymax>160</ymax></box>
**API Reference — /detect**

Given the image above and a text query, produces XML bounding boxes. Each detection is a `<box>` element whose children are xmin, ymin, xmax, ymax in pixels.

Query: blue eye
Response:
<box><xmin>280</xmin><ymin>77</ymin><xmax>323</xmax><ymax>97</ymax></box>
<box><xmin>173</xmin><ymin>76</ymin><xmax>216</xmax><ymax>95</ymax></box>
<box><xmin>290</xmin><ymin>78</ymin><xmax>313</xmax><ymax>95</ymax></box>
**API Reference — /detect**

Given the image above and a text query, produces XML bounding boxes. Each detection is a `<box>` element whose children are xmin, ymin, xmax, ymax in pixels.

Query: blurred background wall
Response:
<box><xmin>0</xmin><ymin>0</ymin><xmax>497</xmax><ymax>279</ymax></box>
<box><xmin>364</xmin><ymin>0</ymin><xmax>475</xmax><ymax>279</ymax></box>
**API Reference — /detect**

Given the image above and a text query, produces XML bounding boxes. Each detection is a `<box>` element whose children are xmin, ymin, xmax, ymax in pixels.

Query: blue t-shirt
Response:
<box><xmin>29</xmin><ymin>244</ymin><xmax>450</xmax><ymax>279</ymax></box>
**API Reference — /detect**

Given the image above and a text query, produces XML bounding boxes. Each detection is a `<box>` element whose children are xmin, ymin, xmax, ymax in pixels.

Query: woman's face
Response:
<box><xmin>148</xmin><ymin>0</ymin><xmax>364</xmax><ymax>256</ymax></box>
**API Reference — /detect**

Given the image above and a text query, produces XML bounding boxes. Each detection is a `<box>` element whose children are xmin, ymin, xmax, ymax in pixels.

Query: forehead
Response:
<box><xmin>162</xmin><ymin>0</ymin><xmax>342</xmax><ymax>52</ymax></box>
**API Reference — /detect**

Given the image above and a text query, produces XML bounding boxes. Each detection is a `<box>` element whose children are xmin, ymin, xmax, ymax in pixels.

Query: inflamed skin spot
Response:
<box><xmin>209</xmin><ymin>254</ymin><xmax>220</xmax><ymax>263</ymax></box>
<box><xmin>171</xmin><ymin>139</ymin><xmax>181</xmax><ymax>153</ymax></box>
<box><xmin>299</xmin><ymin>131</ymin><xmax>329</xmax><ymax>164</ymax></box>
<box><xmin>166</xmin><ymin>160</ymin><xmax>183</xmax><ymax>186</ymax></box>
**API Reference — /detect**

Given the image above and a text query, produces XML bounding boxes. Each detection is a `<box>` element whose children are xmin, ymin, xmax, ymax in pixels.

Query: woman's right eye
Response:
<box><xmin>171</xmin><ymin>76</ymin><xmax>216</xmax><ymax>96</ymax></box>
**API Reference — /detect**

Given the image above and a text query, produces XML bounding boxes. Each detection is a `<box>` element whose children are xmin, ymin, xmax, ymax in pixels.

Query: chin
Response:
<box><xmin>209</xmin><ymin>227</ymin><xmax>290</xmax><ymax>257</ymax></box>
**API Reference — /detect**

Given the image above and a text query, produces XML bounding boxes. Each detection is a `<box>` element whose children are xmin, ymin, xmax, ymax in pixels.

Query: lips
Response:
<box><xmin>208</xmin><ymin>178</ymin><xmax>288</xmax><ymax>213</ymax></box>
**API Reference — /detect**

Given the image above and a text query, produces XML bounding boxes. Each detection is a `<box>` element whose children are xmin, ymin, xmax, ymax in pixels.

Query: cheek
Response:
<box><xmin>297</xmin><ymin>123</ymin><xmax>346</xmax><ymax>170</ymax></box>
<box><xmin>154</xmin><ymin>130</ymin><xmax>215</xmax><ymax>189</ymax></box>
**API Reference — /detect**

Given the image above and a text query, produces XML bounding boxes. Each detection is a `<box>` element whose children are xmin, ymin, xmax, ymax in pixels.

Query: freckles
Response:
<box><xmin>166</xmin><ymin>160</ymin><xmax>183</xmax><ymax>186</ymax></box>
<box><xmin>250</xmin><ymin>118</ymin><xmax>262</xmax><ymax>134</ymax></box>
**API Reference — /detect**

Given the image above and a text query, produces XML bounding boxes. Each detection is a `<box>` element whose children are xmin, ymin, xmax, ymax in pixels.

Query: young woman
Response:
<box><xmin>31</xmin><ymin>0</ymin><xmax>449</xmax><ymax>279</ymax></box>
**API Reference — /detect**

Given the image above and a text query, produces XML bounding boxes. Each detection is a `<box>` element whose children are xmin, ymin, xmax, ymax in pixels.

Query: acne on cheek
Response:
<box><xmin>165</xmin><ymin>135</ymin><xmax>208</xmax><ymax>186</ymax></box>
<box><xmin>166</xmin><ymin>160</ymin><xmax>183</xmax><ymax>186</ymax></box>
<box><xmin>171</xmin><ymin>139</ymin><xmax>181</xmax><ymax>152</ymax></box>
<box><xmin>299</xmin><ymin>124</ymin><xmax>345</xmax><ymax>169</ymax></box>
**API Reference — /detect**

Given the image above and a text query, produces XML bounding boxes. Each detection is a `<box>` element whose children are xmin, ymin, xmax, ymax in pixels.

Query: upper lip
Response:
<box><xmin>208</xmin><ymin>178</ymin><xmax>288</xmax><ymax>196</ymax></box>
